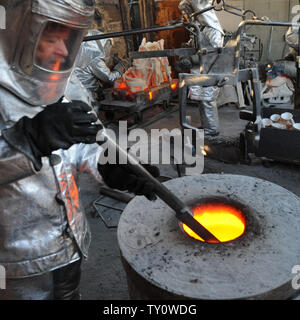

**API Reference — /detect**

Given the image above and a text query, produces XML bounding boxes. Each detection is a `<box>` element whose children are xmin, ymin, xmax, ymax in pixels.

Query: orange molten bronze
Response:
<box><xmin>182</xmin><ymin>202</ymin><xmax>246</xmax><ymax>243</ymax></box>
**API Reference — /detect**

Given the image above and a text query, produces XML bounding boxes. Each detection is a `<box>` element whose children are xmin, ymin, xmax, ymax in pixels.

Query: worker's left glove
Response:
<box><xmin>2</xmin><ymin>100</ymin><xmax>102</xmax><ymax>170</ymax></box>
<box><xmin>97</xmin><ymin>163</ymin><xmax>160</xmax><ymax>201</ymax></box>
<box><xmin>113</xmin><ymin>57</ymin><xmax>131</xmax><ymax>75</ymax></box>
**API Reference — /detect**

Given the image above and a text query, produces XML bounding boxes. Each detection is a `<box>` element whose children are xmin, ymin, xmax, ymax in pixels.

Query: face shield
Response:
<box><xmin>33</xmin><ymin>21</ymin><xmax>85</xmax><ymax>72</ymax></box>
<box><xmin>0</xmin><ymin>0</ymin><xmax>94</xmax><ymax>106</ymax></box>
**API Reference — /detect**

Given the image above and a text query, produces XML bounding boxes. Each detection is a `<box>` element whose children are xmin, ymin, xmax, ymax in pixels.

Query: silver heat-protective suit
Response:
<box><xmin>284</xmin><ymin>26</ymin><xmax>300</xmax><ymax>108</ymax></box>
<box><xmin>178</xmin><ymin>0</ymin><xmax>224</xmax><ymax>134</ymax></box>
<box><xmin>0</xmin><ymin>0</ymin><xmax>104</xmax><ymax>287</ymax></box>
<box><xmin>74</xmin><ymin>29</ymin><xmax>122</xmax><ymax>103</ymax></box>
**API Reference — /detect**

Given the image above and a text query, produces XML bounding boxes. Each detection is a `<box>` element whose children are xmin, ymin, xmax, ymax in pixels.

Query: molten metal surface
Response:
<box><xmin>182</xmin><ymin>202</ymin><xmax>246</xmax><ymax>243</ymax></box>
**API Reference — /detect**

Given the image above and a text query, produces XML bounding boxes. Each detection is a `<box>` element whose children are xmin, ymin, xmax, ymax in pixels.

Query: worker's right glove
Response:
<box><xmin>175</xmin><ymin>57</ymin><xmax>193</xmax><ymax>73</ymax></box>
<box><xmin>2</xmin><ymin>100</ymin><xmax>102</xmax><ymax>170</ymax></box>
<box><xmin>113</xmin><ymin>57</ymin><xmax>131</xmax><ymax>75</ymax></box>
<box><xmin>97</xmin><ymin>163</ymin><xmax>160</xmax><ymax>201</ymax></box>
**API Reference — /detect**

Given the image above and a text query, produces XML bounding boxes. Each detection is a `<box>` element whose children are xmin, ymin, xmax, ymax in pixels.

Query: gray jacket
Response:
<box><xmin>0</xmin><ymin>85</ymin><xmax>103</xmax><ymax>279</ymax></box>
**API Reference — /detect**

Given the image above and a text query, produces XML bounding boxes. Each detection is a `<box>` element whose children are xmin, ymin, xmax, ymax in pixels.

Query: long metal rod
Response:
<box><xmin>83</xmin><ymin>23</ymin><xmax>186</xmax><ymax>42</ymax></box>
<box><xmin>190</xmin><ymin>5</ymin><xmax>215</xmax><ymax>19</ymax></box>
<box><xmin>224</xmin><ymin>3</ymin><xmax>243</xmax><ymax>12</ymax></box>
<box><xmin>98</xmin><ymin>131</ymin><xmax>220</xmax><ymax>243</ymax></box>
<box><xmin>224</xmin><ymin>8</ymin><xmax>245</xmax><ymax>18</ymax></box>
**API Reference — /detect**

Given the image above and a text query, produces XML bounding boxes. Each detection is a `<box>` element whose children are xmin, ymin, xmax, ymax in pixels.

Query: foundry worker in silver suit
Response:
<box><xmin>74</xmin><ymin>28</ymin><xmax>130</xmax><ymax>106</ymax></box>
<box><xmin>178</xmin><ymin>0</ymin><xmax>224</xmax><ymax>136</ymax></box>
<box><xmin>0</xmin><ymin>0</ymin><xmax>158</xmax><ymax>300</ymax></box>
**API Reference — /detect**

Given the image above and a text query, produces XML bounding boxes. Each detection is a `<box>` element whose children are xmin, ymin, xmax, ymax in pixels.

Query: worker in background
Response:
<box><xmin>74</xmin><ymin>11</ymin><xmax>130</xmax><ymax>108</ymax></box>
<box><xmin>271</xmin><ymin>25</ymin><xmax>300</xmax><ymax>109</ymax></box>
<box><xmin>0</xmin><ymin>0</ymin><xmax>158</xmax><ymax>300</ymax></box>
<box><xmin>178</xmin><ymin>0</ymin><xmax>224</xmax><ymax>136</ymax></box>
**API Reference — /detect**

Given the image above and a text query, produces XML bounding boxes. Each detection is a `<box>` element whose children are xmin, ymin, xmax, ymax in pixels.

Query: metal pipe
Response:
<box><xmin>83</xmin><ymin>23</ymin><xmax>186</xmax><ymax>42</ymax></box>
<box><xmin>267</xmin><ymin>26</ymin><xmax>274</xmax><ymax>61</ymax></box>
<box><xmin>224</xmin><ymin>8</ymin><xmax>245</xmax><ymax>18</ymax></box>
<box><xmin>83</xmin><ymin>21</ymin><xmax>204</xmax><ymax>52</ymax></box>
<box><xmin>224</xmin><ymin>3</ymin><xmax>243</xmax><ymax>12</ymax></box>
<box><xmin>190</xmin><ymin>5</ymin><xmax>215</xmax><ymax>20</ymax></box>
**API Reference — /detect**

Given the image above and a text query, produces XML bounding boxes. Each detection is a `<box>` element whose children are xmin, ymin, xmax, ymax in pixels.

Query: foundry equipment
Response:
<box><xmin>82</xmin><ymin>0</ymin><xmax>244</xmax><ymax>127</ymax></box>
<box><xmin>176</xmin><ymin>17</ymin><xmax>300</xmax><ymax>164</ymax></box>
<box><xmin>84</xmin><ymin>23</ymin><xmax>186</xmax><ymax>127</ymax></box>
<box><xmin>85</xmin><ymin>1</ymin><xmax>300</xmax><ymax>163</ymax></box>
<box><xmin>171</xmin><ymin>5</ymin><xmax>300</xmax><ymax>164</ymax></box>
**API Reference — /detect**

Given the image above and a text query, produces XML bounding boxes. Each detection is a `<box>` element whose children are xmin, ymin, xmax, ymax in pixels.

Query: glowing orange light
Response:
<box><xmin>182</xmin><ymin>203</ymin><xmax>246</xmax><ymax>243</ymax></box>
<box><xmin>171</xmin><ymin>83</ymin><xmax>177</xmax><ymax>90</ymax></box>
<box><xmin>149</xmin><ymin>91</ymin><xmax>153</xmax><ymax>100</ymax></box>
<box><xmin>118</xmin><ymin>82</ymin><xmax>127</xmax><ymax>89</ymax></box>
<box><xmin>53</xmin><ymin>60</ymin><xmax>61</xmax><ymax>71</ymax></box>
<box><xmin>131</xmin><ymin>86</ymin><xmax>143</xmax><ymax>93</ymax></box>
<box><xmin>49</xmin><ymin>61</ymin><xmax>61</xmax><ymax>80</ymax></box>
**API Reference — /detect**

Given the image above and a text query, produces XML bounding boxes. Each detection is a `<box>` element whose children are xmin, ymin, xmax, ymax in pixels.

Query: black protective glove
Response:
<box><xmin>97</xmin><ymin>163</ymin><xmax>160</xmax><ymax>201</ymax></box>
<box><xmin>113</xmin><ymin>57</ymin><xmax>131</xmax><ymax>75</ymax></box>
<box><xmin>175</xmin><ymin>57</ymin><xmax>193</xmax><ymax>73</ymax></box>
<box><xmin>2</xmin><ymin>100</ymin><xmax>102</xmax><ymax>170</ymax></box>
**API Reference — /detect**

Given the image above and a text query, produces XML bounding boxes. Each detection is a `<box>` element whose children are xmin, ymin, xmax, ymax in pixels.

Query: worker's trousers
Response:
<box><xmin>0</xmin><ymin>259</ymin><xmax>81</xmax><ymax>300</ymax></box>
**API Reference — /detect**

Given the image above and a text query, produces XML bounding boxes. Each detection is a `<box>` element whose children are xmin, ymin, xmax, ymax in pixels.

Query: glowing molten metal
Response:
<box><xmin>182</xmin><ymin>202</ymin><xmax>246</xmax><ymax>243</ymax></box>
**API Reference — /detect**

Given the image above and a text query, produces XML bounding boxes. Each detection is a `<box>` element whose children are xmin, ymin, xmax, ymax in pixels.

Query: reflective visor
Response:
<box><xmin>34</xmin><ymin>21</ymin><xmax>85</xmax><ymax>72</ymax></box>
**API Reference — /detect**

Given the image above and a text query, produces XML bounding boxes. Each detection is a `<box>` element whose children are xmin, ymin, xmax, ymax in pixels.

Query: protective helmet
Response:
<box><xmin>0</xmin><ymin>0</ymin><xmax>94</xmax><ymax>106</ymax></box>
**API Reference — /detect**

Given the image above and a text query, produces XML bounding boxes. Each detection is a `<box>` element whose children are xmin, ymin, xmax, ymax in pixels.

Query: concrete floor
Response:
<box><xmin>78</xmin><ymin>103</ymin><xmax>300</xmax><ymax>300</ymax></box>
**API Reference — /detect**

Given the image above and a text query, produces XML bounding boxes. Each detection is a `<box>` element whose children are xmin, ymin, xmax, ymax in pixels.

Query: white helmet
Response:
<box><xmin>0</xmin><ymin>0</ymin><xmax>94</xmax><ymax>106</ymax></box>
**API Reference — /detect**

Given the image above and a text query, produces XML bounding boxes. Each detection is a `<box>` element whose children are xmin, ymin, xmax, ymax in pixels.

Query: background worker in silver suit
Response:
<box><xmin>74</xmin><ymin>11</ymin><xmax>130</xmax><ymax>107</ymax></box>
<box><xmin>0</xmin><ymin>0</ymin><xmax>158</xmax><ymax>300</ymax></box>
<box><xmin>178</xmin><ymin>0</ymin><xmax>224</xmax><ymax>136</ymax></box>
<box><xmin>74</xmin><ymin>28</ymin><xmax>130</xmax><ymax>106</ymax></box>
